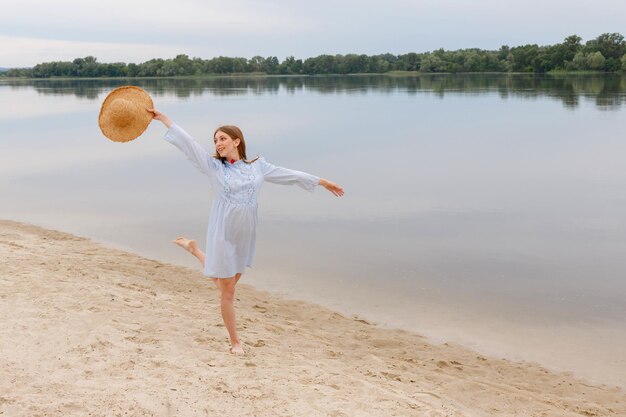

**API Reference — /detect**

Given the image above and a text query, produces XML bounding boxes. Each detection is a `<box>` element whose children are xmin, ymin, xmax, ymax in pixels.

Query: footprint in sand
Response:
<box><xmin>123</xmin><ymin>298</ymin><xmax>143</xmax><ymax>308</ymax></box>
<box><xmin>252</xmin><ymin>304</ymin><xmax>268</xmax><ymax>313</ymax></box>
<box><xmin>194</xmin><ymin>336</ymin><xmax>213</xmax><ymax>344</ymax></box>
<box><xmin>381</xmin><ymin>371</ymin><xmax>402</xmax><ymax>382</ymax></box>
<box><xmin>264</xmin><ymin>324</ymin><xmax>285</xmax><ymax>335</ymax></box>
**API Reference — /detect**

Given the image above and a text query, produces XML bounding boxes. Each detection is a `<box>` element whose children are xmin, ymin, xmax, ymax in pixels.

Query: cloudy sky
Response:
<box><xmin>1</xmin><ymin>0</ymin><xmax>624</xmax><ymax>67</ymax></box>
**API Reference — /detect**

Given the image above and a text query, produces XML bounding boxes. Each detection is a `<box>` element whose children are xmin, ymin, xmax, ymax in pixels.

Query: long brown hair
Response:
<box><xmin>213</xmin><ymin>125</ymin><xmax>259</xmax><ymax>164</ymax></box>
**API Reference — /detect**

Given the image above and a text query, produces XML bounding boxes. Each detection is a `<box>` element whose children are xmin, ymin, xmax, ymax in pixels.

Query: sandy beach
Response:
<box><xmin>1</xmin><ymin>219</ymin><xmax>625</xmax><ymax>416</ymax></box>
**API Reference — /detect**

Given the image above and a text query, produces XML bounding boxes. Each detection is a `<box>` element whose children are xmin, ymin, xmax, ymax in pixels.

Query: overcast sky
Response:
<box><xmin>1</xmin><ymin>0</ymin><xmax>624</xmax><ymax>67</ymax></box>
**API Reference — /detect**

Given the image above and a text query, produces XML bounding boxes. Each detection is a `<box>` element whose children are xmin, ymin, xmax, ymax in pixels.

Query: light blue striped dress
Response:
<box><xmin>164</xmin><ymin>124</ymin><xmax>320</xmax><ymax>278</ymax></box>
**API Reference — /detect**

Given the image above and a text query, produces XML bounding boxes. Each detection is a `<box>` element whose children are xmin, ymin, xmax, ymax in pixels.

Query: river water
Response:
<box><xmin>1</xmin><ymin>74</ymin><xmax>625</xmax><ymax>386</ymax></box>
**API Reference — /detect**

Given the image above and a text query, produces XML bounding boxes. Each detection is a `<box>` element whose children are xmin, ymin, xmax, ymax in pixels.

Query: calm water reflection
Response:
<box><xmin>1</xmin><ymin>74</ymin><xmax>625</xmax><ymax>386</ymax></box>
<box><xmin>4</xmin><ymin>73</ymin><xmax>626</xmax><ymax>109</ymax></box>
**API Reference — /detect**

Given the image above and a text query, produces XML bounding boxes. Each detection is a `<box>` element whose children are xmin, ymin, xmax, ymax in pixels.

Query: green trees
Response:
<box><xmin>563</xmin><ymin>35</ymin><xmax>583</xmax><ymax>61</ymax></box>
<box><xmin>420</xmin><ymin>54</ymin><xmax>446</xmax><ymax>72</ymax></box>
<box><xmin>585</xmin><ymin>33</ymin><xmax>625</xmax><ymax>71</ymax></box>
<box><xmin>564</xmin><ymin>33</ymin><xmax>625</xmax><ymax>71</ymax></box>
<box><xmin>1</xmin><ymin>32</ymin><xmax>623</xmax><ymax>78</ymax></box>
<box><xmin>587</xmin><ymin>52</ymin><xmax>607</xmax><ymax>71</ymax></box>
<box><xmin>570</xmin><ymin>52</ymin><xmax>588</xmax><ymax>70</ymax></box>
<box><xmin>279</xmin><ymin>56</ymin><xmax>303</xmax><ymax>74</ymax></box>
<box><xmin>396</xmin><ymin>53</ymin><xmax>420</xmax><ymax>71</ymax></box>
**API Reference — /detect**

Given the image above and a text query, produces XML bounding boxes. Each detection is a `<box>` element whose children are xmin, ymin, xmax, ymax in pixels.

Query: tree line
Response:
<box><xmin>2</xmin><ymin>33</ymin><xmax>625</xmax><ymax>78</ymax></box>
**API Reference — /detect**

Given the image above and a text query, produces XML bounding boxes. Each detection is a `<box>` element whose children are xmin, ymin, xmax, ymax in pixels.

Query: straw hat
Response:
<box><xmin>98</xmin><ymin>86</ymin><xmax>154</xmax><ymax>142</ymax></box>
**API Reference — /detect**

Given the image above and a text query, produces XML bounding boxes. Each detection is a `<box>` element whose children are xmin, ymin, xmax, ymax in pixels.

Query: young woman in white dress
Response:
<box><xmin>148</xmin><ymin>108</ymin><xmax>344</xmax><ymax>354</ymax></box>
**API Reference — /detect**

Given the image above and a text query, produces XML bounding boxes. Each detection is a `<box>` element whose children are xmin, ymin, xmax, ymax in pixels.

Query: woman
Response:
<box><xmin>148</xmin><ymin>108</ymin><xmax>344</xmax><ymax>354</ymax></box>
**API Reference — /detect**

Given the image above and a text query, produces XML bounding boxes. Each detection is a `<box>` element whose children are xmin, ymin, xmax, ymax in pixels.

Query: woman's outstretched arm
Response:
<box><xmin>260</xmin><ymin>158</ymin><xmax>344</xmax><ymax>197</ymax></box>
<box><xmin>147</xmin><ymin>108</ymin><xmax>173</xmax><ymax>128</ymax></box>
<box><xmin>147</xmin><ymin>108</ymin><xmax>217</xmax><ymax>176</ymax></box>
<box><xmin>318</xmin><ymin>178</ymin><xmax>344</xmax><ymax>197</ymax></box>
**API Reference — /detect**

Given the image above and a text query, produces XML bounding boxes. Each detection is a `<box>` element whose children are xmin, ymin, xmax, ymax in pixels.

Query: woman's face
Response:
<box><xmin>214</xmin><ymin>130</ymin><xmax>240</xmax><ymax>159</ymax></box>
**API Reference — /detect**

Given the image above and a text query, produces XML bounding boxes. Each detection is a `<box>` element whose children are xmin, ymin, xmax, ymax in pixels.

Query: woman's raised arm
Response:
<box><xmin>147</xmin><ymin>108</ymin><xmax>173</xmax><ymax>128</ymax></box>
<box><xmin>148</xmin><ymin>108</ymin><xmax>217</xmax><ymax>176</ymax></box>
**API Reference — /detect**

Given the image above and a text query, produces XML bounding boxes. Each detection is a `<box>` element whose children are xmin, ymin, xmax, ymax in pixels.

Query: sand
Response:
<box><xmin>1</xmin><ymin>220</ymin><xmax>625</xmax><ymax>417</ymax></box>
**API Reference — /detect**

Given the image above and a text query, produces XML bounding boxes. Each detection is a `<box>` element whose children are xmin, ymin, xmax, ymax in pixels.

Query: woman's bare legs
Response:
<box><xmin>173</xmin><ymin>237</ymin><xmax>217</xmax><ymax>286</ymax></box>
<box><xmin>173</xmin><ymin>237</ymin><xmax>243</xmax><ymax>353</ymax></box>
<box><xmin>218</xmin><ymin>273</ymin><xmax>244</xmax><ymax>354</ymax></box>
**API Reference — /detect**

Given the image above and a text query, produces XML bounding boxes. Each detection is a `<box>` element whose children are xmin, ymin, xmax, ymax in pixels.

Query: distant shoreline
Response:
<box><xmin>2</xmin><ymin>33</ymin><xmax>624</xmax><ymax>78</ymax></box>
<box><xmin>0</xmin><ymin>70</ymin><xmax>618</xmax><ymax>82</ymax></box>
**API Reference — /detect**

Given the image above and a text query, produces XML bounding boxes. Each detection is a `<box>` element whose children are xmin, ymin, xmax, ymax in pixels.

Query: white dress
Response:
<box><xmin>164</xmin><ymin>124</ymin><xmax>320</xmax><ymax>278</ymax></box>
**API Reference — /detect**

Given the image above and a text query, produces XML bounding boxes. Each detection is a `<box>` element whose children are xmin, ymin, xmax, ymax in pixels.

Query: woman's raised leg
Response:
<box><xmin>173</xmin><ymin>237</ymin><xmax>204</xmax><ymax>265</ymax></box>
<box><xmin>173</xmin><ymin>237</ymin><xmax>218</xmax><ymax>286</ymax></box>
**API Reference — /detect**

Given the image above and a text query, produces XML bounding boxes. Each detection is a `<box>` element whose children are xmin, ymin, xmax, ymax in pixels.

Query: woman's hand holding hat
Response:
<box><xmin>147</xmin><ymin>108</ymin><xmax>174</xmax><ymax>129</ymax></box>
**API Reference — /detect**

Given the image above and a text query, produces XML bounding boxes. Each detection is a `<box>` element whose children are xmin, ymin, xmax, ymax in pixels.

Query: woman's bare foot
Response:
<box><xmin>173</xmin><ymin>237</ymin><xmax>197</xmax><ymax>254</ymax></box>
<box><xmin>230</xmin><ymin>343</ymin><xmax>245</xmax><ymax>355</ymax></box>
